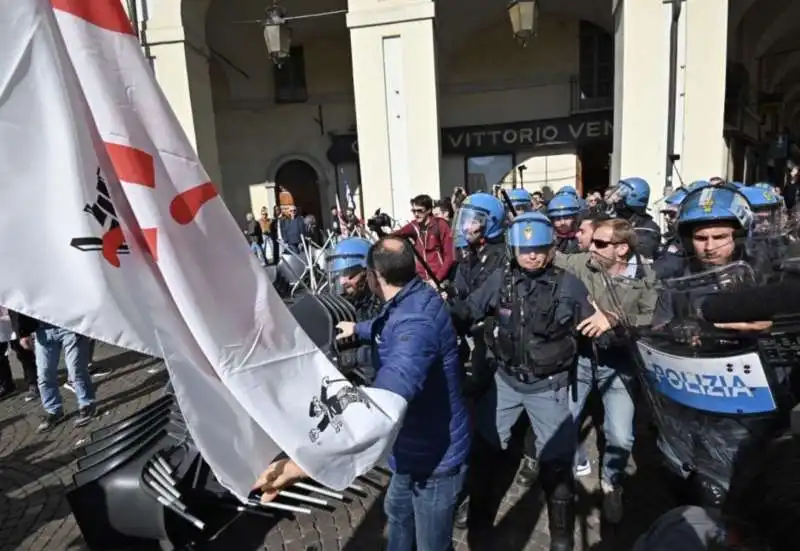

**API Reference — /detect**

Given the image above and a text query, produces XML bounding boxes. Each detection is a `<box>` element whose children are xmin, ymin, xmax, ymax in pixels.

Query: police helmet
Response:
<box><xmin>739</xmin><ymin>186</ymin><xmax>781</xmax><ymax>210</ymax></box>
<box><xmin>663</xmin><ymin>186</ymin><xmax>688</xmax><ymax>208</ymax></box>
<box><xmin>328</xmin><ymin>237</ymin><xmax>371</xmax><ymax>274</ymax></box>
<box><xmin>754</xmin><ymin>182</ymin><xmax>776</xmax><ymax>192</ymax></box>
<box><xmin>507</xmin><ymin>212</ymin><xmax>554</xmax><ymax>252</ymax></box>
<box><xmin>555</xmin><ymin>185</ymin><xmax>579</xmax><ymax>198</ymax></box>
<box><xmin>547</xmin><ymin>193</ymin><xmax>581</xmax><ymax>219</ymax></box>
<box><xmin>453</xmin><ymin>192</ymin><xmax>505</xmax><ymax>242</ymax></box>
<box><xmin>686</xmin><ymin>180</ymin><xmax>711</xmax><ymax>193</ymax></box>
<box><xmin>615</xmin><ymin>177</ymin><xmax>651</xmax><ymax>208</ymax></box>
<box><xmin>676</xmin><ymin>185</ymin><xmax>753</xmax><ymax>234</ymax></box>
<box><xmin>508</xmin><ymin>188</ymin><xmax>533</xmax><ymax>212</ymax></box>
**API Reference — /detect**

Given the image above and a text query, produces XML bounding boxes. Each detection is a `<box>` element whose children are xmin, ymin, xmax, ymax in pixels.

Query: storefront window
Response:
<box><xmin>466</xmin><ymin>155</ymin><xmax>514</xmax><ymax>193</ymax></box>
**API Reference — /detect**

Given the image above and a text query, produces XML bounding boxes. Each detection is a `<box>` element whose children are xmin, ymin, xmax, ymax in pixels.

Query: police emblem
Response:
<box><xmin>523</xmin><ymin>224</ymin><xmax>534</xmax><ymax>241</ymax></box>
<box><xmin>697</xmin><ymin>188</ymin><xmax>715</xmax><ymax>213</ymax></box>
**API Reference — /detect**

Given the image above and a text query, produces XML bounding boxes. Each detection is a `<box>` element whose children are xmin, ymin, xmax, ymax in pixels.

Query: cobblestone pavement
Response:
<box><xmin>0</xmin><ymin>344</ymin><xmax>676</xmax><ymax>551</ymax></box>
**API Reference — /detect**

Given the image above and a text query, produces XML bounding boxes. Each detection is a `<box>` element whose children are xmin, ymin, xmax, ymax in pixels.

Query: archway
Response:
<box><xmin>274</xmin><ymin>160</ymin><xmax>323</xmax><ymax>227</ymax></box>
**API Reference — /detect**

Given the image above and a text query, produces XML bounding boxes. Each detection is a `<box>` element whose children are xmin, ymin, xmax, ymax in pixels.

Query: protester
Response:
<box><xmin>279</xmin><ymin>205</ymin><xmax>305</xmax><ymax>254</ymax></box>
<box><xmin>34</xmin><ymin>324</ymin><xmax>96</xmax><ymax>432</ymax></box>
<box><xmin>255</xmin><ymin>236</ymin><xmax>469</xmax><ymax>550</ymax></box>
<box><xmin>433</xmin><ymin>197</ymin><xmax>455</xmax><ymax>223</ymax></box>
<box><xmin>243</xmin><ymin>212</ymin><xmax>266</xmax><ymax>266</ymax></box>
<box><xmin>393</xmin><ymin>195</ymin><xmax>455</xmax><ymax>284</ymax></box>
<box><xmin>0</xmin><ymin>308</ymin><xmax>38</xmax><ymax>401</ymax></box>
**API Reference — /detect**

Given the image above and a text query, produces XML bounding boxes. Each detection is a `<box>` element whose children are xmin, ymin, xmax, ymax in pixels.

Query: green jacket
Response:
<box><xmin>553</xmin><ymin>251</ymin><xmax>658</xmax><ymax>328</ymax></box>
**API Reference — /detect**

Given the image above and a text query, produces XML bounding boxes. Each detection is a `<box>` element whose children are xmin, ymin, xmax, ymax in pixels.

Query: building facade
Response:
<box><xmin>127</xmin><ymin>0</ymin><xmax>800</xmax><ymax>226</ymax></box>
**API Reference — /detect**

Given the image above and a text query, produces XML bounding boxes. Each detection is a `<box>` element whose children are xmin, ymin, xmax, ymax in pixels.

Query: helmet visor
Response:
<box><xmin>453</xmin><ymin>206</ymin><xmax>490</xmax><ymax>245</ymax></box>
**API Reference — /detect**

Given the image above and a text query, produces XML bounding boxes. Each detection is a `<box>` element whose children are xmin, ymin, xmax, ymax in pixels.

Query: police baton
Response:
<box><xmin>369</xmin><ymin>210</ymin><xmax>446</xmax><ymax>294</ymax></box>
<box><xmin>499</xmin><ymin>189</ymin><xmax>518</xmax><ymax>217</ymax></box>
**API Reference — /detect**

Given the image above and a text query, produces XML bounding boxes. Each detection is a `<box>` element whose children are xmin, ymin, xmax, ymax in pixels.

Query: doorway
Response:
<box><xmin>578</xmin><ymin>141</ymin><xmax>612</xmax><ymax>196</ymax></box>
<box><xmin>274</xmin><ymin>159</ymin><xmax>323</xmax><ymax>227</ymax></box>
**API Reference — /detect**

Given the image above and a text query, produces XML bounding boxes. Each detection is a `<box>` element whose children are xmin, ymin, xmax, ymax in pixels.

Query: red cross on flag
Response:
<box><xmin>0</xmin><ymin>0</ymin><xmax>406</xmax><ymax>499</ymax></box>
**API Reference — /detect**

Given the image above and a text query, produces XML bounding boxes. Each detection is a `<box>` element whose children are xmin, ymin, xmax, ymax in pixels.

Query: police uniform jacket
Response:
<box><xmin>455</xmin><ymin>262</ymin><xmax>593</xmax><ymax>393</ymax></box>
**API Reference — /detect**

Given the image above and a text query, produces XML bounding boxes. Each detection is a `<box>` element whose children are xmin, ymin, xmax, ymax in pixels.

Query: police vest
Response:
<box><xmin>488</xmin><ymin>264</ymin><xmax>577</xmax><ymax>378</ymax></box>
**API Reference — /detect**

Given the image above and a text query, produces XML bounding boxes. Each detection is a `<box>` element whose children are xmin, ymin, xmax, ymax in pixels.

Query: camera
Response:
<box><xmin>367</xmin><ymin>209</ymin><xmax>393</xmax><ymax>234</ymax></box>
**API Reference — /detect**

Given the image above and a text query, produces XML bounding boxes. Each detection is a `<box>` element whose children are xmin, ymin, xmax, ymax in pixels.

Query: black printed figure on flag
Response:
<box><xmin>70</xmin><ymin>168</ymin><xmax>130</xmax><ymax>266</ymax></box>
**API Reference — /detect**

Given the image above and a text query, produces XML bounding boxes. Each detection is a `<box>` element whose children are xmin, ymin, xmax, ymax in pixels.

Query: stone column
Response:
<box><xmin>347</xmin><ymin>0</ymin><xmax>441</xmax><ymax>221</ymax></box>
<box><xmin>143</xmin><ymin>0</ymin><xmax>223</xmax><ymax>189</ymax></box>
<box><xmin>679</xmin><ymin>0</ymin><xmax>729</xmax><ymax>182</ymax></box>
<box><xmin>610</xmin><ymin>0</ymin><xmax>670</xmax><ymax>204</ymax></box>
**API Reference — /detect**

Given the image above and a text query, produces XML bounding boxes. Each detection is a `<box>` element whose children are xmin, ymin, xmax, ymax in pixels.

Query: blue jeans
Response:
<box><xmin>477</xmin><ymin>373</ymin><xmax>577</xmax><ymax>464</ymax></box>
<box><xmin>384</xmin><ymin>465</ymin><xmax>466</xmax><ymax>551</ymax></box>
<box><xmin>35</xmin><ymin>326</ymin><xmax>95</xmax><ymax>414</ymax></box>
<box><xmin>570</xmin><ymin>358</ymin><xmax>635</xmax><ymax>485</ymax></box>
<box><xmin>250</xmin><ymin>242</ymin><xmax>266</xmax><ymax>265</ymax></box>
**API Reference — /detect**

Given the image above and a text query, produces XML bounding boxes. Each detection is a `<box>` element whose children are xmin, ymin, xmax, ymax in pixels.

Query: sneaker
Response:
<box><xmin>575</xmin><ymin>460</ymin><xmax>592</xmax><ymax>478</ymax></box>
<box><xmin>74</xmin><ymin>405</ymin><xmax>97</xmax><ymax>427</ymax></box>
<box><xmin>90</xmin><ymin>367</ymin><xmax>111</xmax><ymax>378</ymax></box>
<box><xmin>601</xmin><ymin>482</ymin><xmax>624</xmax><ymax>523</ymax></box>
<box><xmin>63</xmin><ymin>381</ymin><xmax>76</xmax><ymax>394</ymax></box>
<box><xmin>36</xmin><ymin>411</ymin><xmax>65</xmax><ymax>433</ymax></box>
<box><xmin>24</xmin><ymin>385</ymin><xmax>39</xmax><ymax>403</ymax></box>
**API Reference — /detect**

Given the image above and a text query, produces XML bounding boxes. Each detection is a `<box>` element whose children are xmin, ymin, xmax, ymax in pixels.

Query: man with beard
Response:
<box><xmin>554</xmin><ymin>218</ymin><xmax>658</xmax><ymax>522</ymax></box>
<box><xmin>327</xmin><ymin>237</ymin><xmax>383</xmax><ymax>383</ymax></box>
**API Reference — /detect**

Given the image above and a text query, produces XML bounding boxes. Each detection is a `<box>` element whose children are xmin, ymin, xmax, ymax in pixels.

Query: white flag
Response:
<box><xmin>0</xmin><ymin>0</ymin><xmax>406</xmax><ymax>498</ymax></box>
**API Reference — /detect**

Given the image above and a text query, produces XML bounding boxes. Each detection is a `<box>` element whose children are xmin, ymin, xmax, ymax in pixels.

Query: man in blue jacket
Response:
<box><xmin>255</xmin><ymin>236</ymin><xmax>470</xmax><ymax>551</ymax></box>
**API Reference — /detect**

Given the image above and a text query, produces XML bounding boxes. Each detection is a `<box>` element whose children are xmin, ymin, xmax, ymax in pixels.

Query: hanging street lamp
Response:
<box><xmin>507</xmin><ymin>0</ymin><xmax>538</xmax><ymax>47</ymax></box>
<box><xmin>263</xmin><ymin>3</ymin><xmax>292</xmax><ymax>67</ymax></box>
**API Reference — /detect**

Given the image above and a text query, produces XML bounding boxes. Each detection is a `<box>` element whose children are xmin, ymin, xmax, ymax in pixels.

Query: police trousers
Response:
<box><xmin>476</xmin><ymin>373</ymin><xmax>577</xmax><ymax>464</ymax></box>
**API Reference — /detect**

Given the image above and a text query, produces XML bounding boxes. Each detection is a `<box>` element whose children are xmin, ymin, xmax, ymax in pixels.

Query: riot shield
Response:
<box><xmin>601</xmin><ymin>261</ymin><xmax>786</xmax><ymax>503</ymax></box>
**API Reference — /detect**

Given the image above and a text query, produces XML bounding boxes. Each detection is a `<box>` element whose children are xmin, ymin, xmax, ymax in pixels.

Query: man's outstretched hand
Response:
<box><xmin>253</xmin><ymin>458</ymin><xmax>308</xmax><ymax>503</ymax></box>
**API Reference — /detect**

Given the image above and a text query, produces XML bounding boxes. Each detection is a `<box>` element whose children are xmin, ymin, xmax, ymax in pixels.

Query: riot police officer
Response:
<box><xmin>453</xmin><ymin>212</ymin><xmax>593</xmax><ymax>551</ymax></box>
<box><xmin>508</xmin><ymin>187</ymin><xmax>534</xmax><ymax>214</ymax></box>
<box><xmin>650</xmin><ymin>184</ymin><xmax>764</xmax><ymax>506</ymax></box>
<box><xmin>327</xmin><ymin>237</ymin><xmax>383</xmax><ymax>383</ymax></box>
<box><xmin>738</xmin><ymin>184</ymin><xmax>791</xmax><ymax>279</ymax></box>
<box><xmin>606</xmin><ymin>177</ymin><xmax>662</xmax><ymax>259</ymax></box>
<box><xmin>450</xmin><ymin>192</ymin><xmax>506</xmax><ymax>529</ymax></box>
<box><xmin>547</xmin><ymin>194</ymin><xmax>582</xmax><ymax>253</ymax></box>
<box><xmin>452</xmin><ymin>193</ymin><xmax>508</xmax><ymax>299</ymax></box>
<box><xmin>653</xmin><ymin>186</ymin><xmax>689</xmax><ymax>278</ymax></box>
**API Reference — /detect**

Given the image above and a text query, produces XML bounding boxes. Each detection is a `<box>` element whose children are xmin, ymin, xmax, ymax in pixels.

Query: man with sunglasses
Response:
<box><xmin>554</xmin><ymin>218</ymin><xmax>658</xmax><ymax>523</ymax></box>
<box><xmin>450</xmin><ymin>212</ymin><xmax>594</xmax><ymax>551</ymax></box>
<box><xmin>394</xmin><ymin>195</ymin><xmax>455</xmax><ymax>286</ymax></box>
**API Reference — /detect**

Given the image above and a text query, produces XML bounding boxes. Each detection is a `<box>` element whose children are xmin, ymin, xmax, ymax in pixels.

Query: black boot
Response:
<box><xmin>540</xmin><ymin>462</ymin><xmax>575</xmax><ymax>551</ymax></box>
<box><xmin>515</xmin><ymin>455</ymin><xmax>539</xmax><ymax>486</ymax></box>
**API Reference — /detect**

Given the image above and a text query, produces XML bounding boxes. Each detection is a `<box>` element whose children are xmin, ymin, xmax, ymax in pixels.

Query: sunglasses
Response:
<box><xmin>591</xmin><ymin>238</ymin><xmax>621</xmax><ymax>249</ymax></box>
<box><xmin>411</xmin><ymin>208</ymin><xmax>426</xmax><ymax>214</ymax></box>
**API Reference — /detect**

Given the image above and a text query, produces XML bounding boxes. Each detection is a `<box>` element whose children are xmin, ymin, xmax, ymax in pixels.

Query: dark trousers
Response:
<box><xmin>0</xmin><ymin>340</ymin><xmax>37</xmax><ymax>389</ymax></box>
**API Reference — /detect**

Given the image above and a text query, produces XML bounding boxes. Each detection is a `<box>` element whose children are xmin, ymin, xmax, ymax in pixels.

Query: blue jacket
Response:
<box><xmin>355</xmin><ymin>278</ymin><xmax>470</xmax><ymax>477</ymax></box>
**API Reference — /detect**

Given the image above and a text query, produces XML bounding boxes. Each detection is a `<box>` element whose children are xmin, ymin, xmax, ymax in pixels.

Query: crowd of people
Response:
<box><xmin>253</xmin><ymin>175</ymin><xmax>800</xmax><ymax>551</ymax></box>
